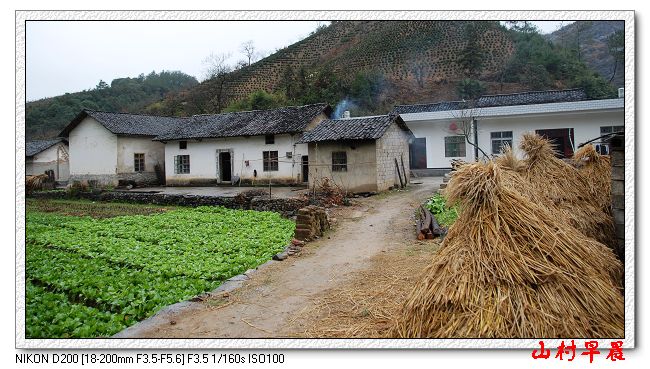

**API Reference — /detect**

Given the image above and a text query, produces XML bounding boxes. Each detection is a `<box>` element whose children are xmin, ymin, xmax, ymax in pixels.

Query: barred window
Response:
<box><xmin>490</xmin><ymin>131</ymin><xmax>513</xmax><ymax>154</ymax></box>
<box><xmin>444</xmin><ymin>136</ymin><xmax>466</xmax><ymax>157</ymax></box>
<box><xmin>263</xmin><ymin>151</ymin><xmax>278</xmax><ymax>171</ymax></box>
<box><xmin>174</xmin><ymin>155</ymin><xmax>190</xmax><ymax>174</ymax></box>
<box><xmin>179</xmin><ymin>141</ymin><xmax>187</xmax><ymax>149</ymax></box>
<box><xmin>265</xmin><ymin>135</ymin><xmax>275</xmax><ymax>144</ymax></box>
<box><xmin>134</xmin><ymin>153</ymin><xmax>145</xmax><ymax>172</ymax></box>
<box><xmin>332</xmin><ymin>151</ymin><xmax>347</xmax><ymax>172</ymax></box>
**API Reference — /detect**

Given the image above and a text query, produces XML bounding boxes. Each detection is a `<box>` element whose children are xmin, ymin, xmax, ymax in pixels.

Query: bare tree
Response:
<box><xmin>202</xmin><ymin>52</ymin><xmax>232</xmax><ymax>80</ymax></box>
<box><xmin>452</xmin><ymin>101</ymin><xmax>490</xmax><ymax>161</ymax></box>
<box><xmin>410</xmin><ymin>59</ymin><xmax>428</xmax><ymax>88</ymax></box>
<box><xmin>240</xmin><ymin>40</ymin><xmax>258</xmax><ymax>66</ymax></box>
<box><xmin>201</xmin><ymin>52</ymin><xmax>233</xmax><ymax>112</ymax></box>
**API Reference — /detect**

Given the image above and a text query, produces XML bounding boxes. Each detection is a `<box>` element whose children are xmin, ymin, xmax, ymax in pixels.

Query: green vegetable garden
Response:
<box><xmin>25</xmin><ymin>205</ymin><xmax>295</xmax><ymax>338</ymax></box>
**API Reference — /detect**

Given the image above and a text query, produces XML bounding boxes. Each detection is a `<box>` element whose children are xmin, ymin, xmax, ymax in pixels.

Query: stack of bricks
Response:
<box><xmin>294</xmin><ymin>206</ymin><xmax>330</xmax><ymax>241</ymax></box>
<box><xmin>610</xmin><ymin>132</ymin><xmax>625</xmax><ymax>263</ymax></box>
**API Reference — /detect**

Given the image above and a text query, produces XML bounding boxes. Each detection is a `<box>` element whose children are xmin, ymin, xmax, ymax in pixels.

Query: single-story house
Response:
<box><xmin>59</xmin><ymin>110</ymin><xmax>182</xmax><ymax>186</ymax></box>
<box><xmin>393</xmin><ymin>88</ymin><xmax>625</xmax><ymax>174</ymax></box>
<box><xmin>153</xmin><ymin>103</ymin><xmax>332</xmax><ymax>186</ymax></box>
<box><xmin>25</xmin><ymin>137</ymin><xmax>69</xmax><ymax>182</ymax></box>
<box><xmin>297</xmin><ymin>114</ymin><xmax>412</xmax><ymax>193</ymax></box>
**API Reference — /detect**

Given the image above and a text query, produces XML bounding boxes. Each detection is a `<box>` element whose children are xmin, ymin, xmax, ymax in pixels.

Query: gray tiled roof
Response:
<box><xmin>476</xmin><ymin>88</ymin><xmax>588</xmax><ymax>108</ymax></box>
<box><xmin>391</xmin><ymin>88</ymin><xmax>589</xmax><ymax>115</ymax></box>
<box><xmin>392</xmin><ymin>101</ymin><xmax>466</xmax><ymax>115</ymax></box>
<box><xmin>60</xmin><ymin>110</ymin><xmax>187</xmax><ymax>137</ymax></box>
<box><xmin>154</xmin><ymin>103</ymin><xmax>331</xmax><ymax>141</ymax></box>
<box><xmin>297</xmin><ymin>115</ymin><xmax>408</xmax><ymax>143</ymax></box>
<box><xmin>26</xmin><ymin>138</ymin><xmax>67</xmax><ymax>157</ymax></box>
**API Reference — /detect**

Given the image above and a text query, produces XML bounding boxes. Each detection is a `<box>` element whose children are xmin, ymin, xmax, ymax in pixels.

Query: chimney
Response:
<box><xmin>618</xmin><ymin>88</ymin><xmax>625</xmax><ymax>98</ymax></box>
<box><xmin>342</xmin><ymin>110</ymin><xmax>351</xmax><ymax>119</ymax></box>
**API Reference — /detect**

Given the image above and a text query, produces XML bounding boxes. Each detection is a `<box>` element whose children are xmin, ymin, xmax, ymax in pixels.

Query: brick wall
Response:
<box><xmin>375</xmin><ymin>123</ymin><xmax>411</xmax><ymax>191</ymax></box>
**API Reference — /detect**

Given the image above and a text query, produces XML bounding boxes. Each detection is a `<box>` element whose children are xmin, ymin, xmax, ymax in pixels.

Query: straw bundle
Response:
<box><xmin>519</xmin><ymin>134</ymin><xmax>615</xmax><ymax>247</ymax></box>
<box><xmin>572</xmin><ymin>144</ymin><xmax>612</xmax><ymax>212</ymax></box>
<box><xmin>392</xmin><ymin>162</ymin><xmax>623</xmax><ymax>338</ymax></box>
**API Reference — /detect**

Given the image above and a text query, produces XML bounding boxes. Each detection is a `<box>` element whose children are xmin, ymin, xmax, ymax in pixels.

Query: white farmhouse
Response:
<box><xmin>394</xmin><ymin>88</ymin><xmax>625</xmax><ymax>174</ymax></box>
<box><xmin>60</xmin><ymin>110</ymin><xmax>182</xmax><ymax>186</ymax></box>
<box><xmin>153</xmin><ymin>104</ymin><xmax>332</xmax><ymax>186</ymax></box>
<box><xmin>25</xmin><ymin>138</ymin><xmax>69</xmax><ymax>182</ymax></box>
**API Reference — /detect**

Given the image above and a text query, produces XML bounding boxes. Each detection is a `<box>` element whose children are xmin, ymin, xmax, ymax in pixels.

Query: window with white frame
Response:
<box><xmin>597</xmin><ymin>126</ymin><xmax>625</xmax><ymax>155</ymax></box>
<box><xmin>174</xmin><ymin>155</ymin><xmax>190</xmax><ymax>174</ymax></box>
<box><xmin>444</xmin><ymin>136</ymin><xmax>466</xmax><ymax>157</ymax></box>
<box><xmin>490</xmin><ymin>131</ymin><xmax>513</xmax><ymax>154</ymax></box>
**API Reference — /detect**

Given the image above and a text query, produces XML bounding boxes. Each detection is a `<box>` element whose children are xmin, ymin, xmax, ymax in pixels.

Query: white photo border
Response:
<box><xmin>15</xmin><ymin>9</ymin><xmax>635</xmax><ymax>349</ymax></box>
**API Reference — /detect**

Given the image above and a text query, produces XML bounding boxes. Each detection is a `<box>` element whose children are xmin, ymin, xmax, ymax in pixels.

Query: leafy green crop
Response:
<box><xmin>425</xmin><ymin>194</ymin><xmax>459</xmax><ymax>227</ymax></box>
<box><xmin>25</xmin><ymin>206</ymin><xmax>295</xmax><ymax>338</ymax></box>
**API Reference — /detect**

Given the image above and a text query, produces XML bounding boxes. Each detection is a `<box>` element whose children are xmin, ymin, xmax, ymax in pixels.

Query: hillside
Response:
<box><xmin>25</xmin><ymin>71</ymin><xmax>198</xmax><ymax>140</ymax></box>
<box><xmin>547</xmin><ymin>21</ymin><xmax>624</xmax><ymax>88</ymax></box>
<box><xmin>26</xmin><ymin>21</ymin><xmax>619</xmax><ymax>140</ymax></box>
<box><xmin>149</xmin><ymin>21</ymin><xmax>616</xmax><ymax>118</ymax></box>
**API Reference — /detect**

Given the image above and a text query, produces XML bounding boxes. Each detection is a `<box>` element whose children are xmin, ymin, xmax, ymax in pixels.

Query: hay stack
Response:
<box><xmin>519</xmin><ymin>134</ymin><xmax>615</xmax><ymax>247</ymax></box>
<box><xmin>392</xmin><ymin>162</ymin><xmax>623</xmax><ymax>338</ymax></box>
<box><xmin>572</xmin><ymin>144</ymin><xmax>612</xmax><ymax>212</ymax></box>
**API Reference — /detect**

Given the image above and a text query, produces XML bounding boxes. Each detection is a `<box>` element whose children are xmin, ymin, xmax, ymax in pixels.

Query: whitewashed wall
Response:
<box><xmin>477</xmin><ymin>110</ymin><xmax>624</xmax><ymax>159</ymax></box>
<box><xmin>164</xmin><ymin>133</ymin><xmax>308</xmax><ymax>185</ymax></box>
<box><xmin>68</xmin><ymin>117</ymin><xmax>117</xmax><ymax>176</ymax></box>
<box><xmin>405</xmin><ymin>109</ymin><xmax>624</xmax><ymax>168</ymax></box>
<box><xmin>25</xmin><ymin>143</ymin><xmax>69</xmax><ymax>181</ymax></box>
<box><xmin>116</xmin><ymin>136</ymin><xmax>165</xmax><ymax>174</ymax></box>
<box><xmin>405</xmin><ymin>119</ymin><xmax>473</xmax><ymax>168</ymax></box>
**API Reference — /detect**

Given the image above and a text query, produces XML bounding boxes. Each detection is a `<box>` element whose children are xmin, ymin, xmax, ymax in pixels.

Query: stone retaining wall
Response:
<box><xmin>29</xmin><ymin>190</ymin><xmax>308</xmax><ymax>217</ymax></box>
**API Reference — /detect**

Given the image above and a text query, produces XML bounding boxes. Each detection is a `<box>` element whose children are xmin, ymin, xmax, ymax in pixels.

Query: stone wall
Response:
<box><xmin>610</xmin><ymin>133</ymin><xmax>625</xmax><ymax>262</ymax></box>
<box><xmin>375</xmin><ymin>122</ymin><xmax>411</xmax><ymax>191</ymax></box>
<box><xmin>29</xmin><ymin>190</ymin><xmax>308</xmax><ymax>217</ymax></box>
<box><xmin>294</xmin><ymin>206</ymin><xmax>329</xmax><ymax>241</ymax></box>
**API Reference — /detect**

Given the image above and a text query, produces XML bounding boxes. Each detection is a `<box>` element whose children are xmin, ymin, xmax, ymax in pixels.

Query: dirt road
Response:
<box><xmin>130</xmin><ymin>178</ymin><xmax>441</xmax><ymax>338</ymax></box>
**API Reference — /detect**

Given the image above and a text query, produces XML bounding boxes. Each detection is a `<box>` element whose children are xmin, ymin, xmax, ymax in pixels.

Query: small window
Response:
<box><xmin>134</xmin><ymin>153</ymin><xmax>145</xmax><ymax>172</ymax></box>
<box><xmin>490</xmin><ymin>131</ymin><xmax>513</xmax><ymax>154</ymax></box>
<box><xmin>332</xmin><ymin>151</ymin><xmax>347</xmax><ymax>172</ymax></box>
<box><xmin>286</xmin><ymin>152</ymin><xmax>293</xmax><ymax>159</ymax></box>
<box><xmin>265</xmin><ymin>135</ymin><xmax>275</xmax><ymax>144</ymax></box>
<box><xmin>179</xmin><ymin>141</ymin><xmax>187</xmax><ymax>150</ymax></box>
<box><xmin>444</xmin><ymin>136</ymin><xmax>466</xmax><ymax>157</ymax></box>
<box><xmin>600</xmin><ymin>126</ymin><xmax>624</xmax><ymax>135</ymax></box>
<box><xmin>174</xmin><ymin>155</ymin><xmax>190</xmax><ymax>174</ymax></box>
<box><xmin>263</xmin><ymin>151</ymin><xmax>278</xmax><ymax>171</ymax></box>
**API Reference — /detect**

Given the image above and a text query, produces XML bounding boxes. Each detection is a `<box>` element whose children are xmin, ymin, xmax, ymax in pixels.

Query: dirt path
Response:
<box><xmin>132</xmin><ymin>178</ymin><xmax>441</xmax><ymax>338</ymax></box>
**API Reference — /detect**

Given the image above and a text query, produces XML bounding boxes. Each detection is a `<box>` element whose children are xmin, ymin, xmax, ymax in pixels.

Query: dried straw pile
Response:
<box><xmin>519</xmin><ymin>134</ymin><xmax>615</xmax><ymax>247</ymax></box>
<box><xmin>572</xmin><ymin>144</ymin><xmax>612</xmax><ymax>212</ymax></box>
<box><xmin>392</xmin><ymin>162</ymin><xmax>623</xmax><ymax>338</ymax></box>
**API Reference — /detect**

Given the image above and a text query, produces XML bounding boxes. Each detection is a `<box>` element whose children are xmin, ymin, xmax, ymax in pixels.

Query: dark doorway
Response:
<box><xmin>535</xmin><ymin>128</ymin><xmax>575</xmax><ymax>158</ymax></box>
<box><xmin>302</xmin><ymin>155</ymin><xmax>309</xmax><ymax>182</ymax></box>
<box><xmin>219</xmin><ymin>151</ymin><xmax>232</xmax><ymax>182</ymax></box>
<box><xmin>409</xmin><ymin>137</ymin><xmax>427</xmax><ymax>169</ymax></box>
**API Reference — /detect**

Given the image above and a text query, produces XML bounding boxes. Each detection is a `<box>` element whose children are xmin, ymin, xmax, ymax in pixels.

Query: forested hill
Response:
<box><xmin>26</xmin><ymin>71</ymin><xmax>198</xmax><ymax>139</ymax></box>
<box><xmin>547</xmin><ymin>21</ymin><xmax>624</xmax><ymax>88</ymax></box>
<box><xmin>146</xmin><ymin>21</ymin><xmax>618</xmax><ymax>119</ymax></box>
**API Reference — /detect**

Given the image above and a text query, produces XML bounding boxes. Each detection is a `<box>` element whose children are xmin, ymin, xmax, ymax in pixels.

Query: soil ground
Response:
<box><xmin>131</xmin><ymin>177</ymin><xmax>442</xmax><ymax>338</ymax></box>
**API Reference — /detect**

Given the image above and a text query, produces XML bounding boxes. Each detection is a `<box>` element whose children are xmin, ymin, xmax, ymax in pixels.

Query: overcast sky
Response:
<box><xmin>25</xmin><ymin>20</ymin><xmax>570</xmax><ymax>101</ymax></box>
